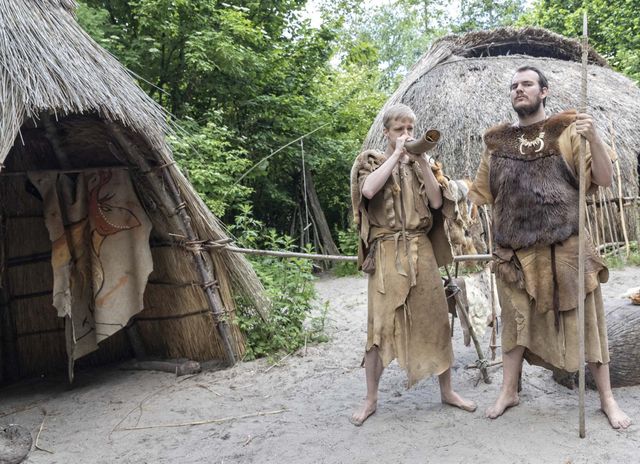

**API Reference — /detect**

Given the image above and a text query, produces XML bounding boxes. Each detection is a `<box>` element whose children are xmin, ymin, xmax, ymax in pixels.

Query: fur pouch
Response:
<box><xmin>361</xmin><ymin>240</ymin><xmax>378</xmax><ymax>274</ymax></box>
<box><xmin>491</xmin><ymin>247</ymin><xmax>525</xmax><ymax>289</ymax></box>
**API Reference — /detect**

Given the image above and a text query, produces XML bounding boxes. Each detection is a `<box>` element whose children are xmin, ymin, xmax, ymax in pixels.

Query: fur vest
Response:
<box><xmin>486</xmin><ymin>111</ymin><xmax>579</xmax><ymax>250</ymax></box>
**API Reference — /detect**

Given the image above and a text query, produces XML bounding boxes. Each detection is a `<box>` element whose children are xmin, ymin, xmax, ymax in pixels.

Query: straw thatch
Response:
<box><xmin>0</xmin><ymin>0</ymin><xmax>268</xmax><ymax>380</ymax></box>
<box><xmin>362</xmin><ymin>27</ymin><xmax>640</xmax><ymax>198</ymax></box>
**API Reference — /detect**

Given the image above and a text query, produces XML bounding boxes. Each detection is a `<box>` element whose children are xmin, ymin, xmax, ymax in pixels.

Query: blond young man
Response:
<box><xmin>350</xmin><ymin>104</ymin><xmax>476</xmax><ymax>426</ymax></box>
<box><xmin>470</xmin><ymin>66</ymin><xmax>631</xmax><ymax>429</ymax></box>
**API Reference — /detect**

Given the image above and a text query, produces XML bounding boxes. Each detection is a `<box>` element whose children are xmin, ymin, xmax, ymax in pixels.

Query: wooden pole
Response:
<box><xmin>577</xmin><ymin>10</ymin><xmax>588</xmax><ymax>439</ymax></box>
<box><xmin>0</xmin><ymin>166</ymin><xmax>129</xmax><ymax>177</ymax></box>
<box><xmin>482</xmin><ymin>205</ymin><xmax>498</xmax><ymax>360</ymax></box>
<box><xmin>0</xmin><ymin>213</ymin><xmax>19</xmax><ymax>382</ymax></box>
<box><xmin>598</xmin><ymin>189</ymin><xmax>607</xmax><ymax>254</ymax></box>
<box><xmin>107</xmin><ymin>124</ymin><xmax>237</xmax><ymax>366</ymax></box>
<box><xmin>42</xmin><ymin>113</ymin><xmax>77</xmax><ymax>383</ymax></box>
<box><xmin>585</xmin><ymin>199</ymin><xmax>594</xmax><ymax>245</ymax></box>
<box><xmin>605</xmin><ymin>188</ymin><xmax>622</xmax><ymax>256</ymax></box>
<box><xmin>609</xmin><ymin>119</ymin><xmax>631</xmax><ymax>257</ymax></box>
<box><xmin>221</xmin><ymin>245</ymin><xmax>493</xmax><ymax>263</ymax></box>
<box><xmin>601</xmin><ymin>188</ymin><xmax>619</xmax><ymax>256</ymax></box>
<box><xmin>590</xmin><ymin>199</ymin><xmax>602</xmax><ymax>251</ymax></box>
<box><xmin>455</xmin><ymin>294</ymin><xmax>491</xmax><ymax>383</ymax></box>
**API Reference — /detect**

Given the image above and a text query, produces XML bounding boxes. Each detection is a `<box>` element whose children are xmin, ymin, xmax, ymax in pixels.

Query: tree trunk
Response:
<box><xmin>303</xmin><ymin>165</ymin><xmax>340</xmax><ymax>257</ymax></box>
<box><xmin>605</xmin><ymin>301</ymin><xmax>640</xmax><ymax>387</ymax></box>
<box><xmin>553</xmin><ymin>300</ymin><xmax>640</xmax><ymax>389</ymax></box>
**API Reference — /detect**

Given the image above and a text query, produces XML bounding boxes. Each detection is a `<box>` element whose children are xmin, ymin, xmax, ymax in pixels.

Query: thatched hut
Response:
<box><xmin>0</xmin><ymin>0</ymin><xmax>267</xmax><ymax>382</ymax></box>
<box><xmin>363</xmin><ymin>27</ymin><xmax>640</xmax><ymax>245</ymax></box>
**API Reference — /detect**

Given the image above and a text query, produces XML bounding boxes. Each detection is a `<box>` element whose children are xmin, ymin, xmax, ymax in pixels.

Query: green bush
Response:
<box><xmin>334</xmin><ymin>226</ymin><xmax>360</xmax><ymax>277</ymax></box>
<box><xmin>231</xmin><ymin>205</ymin><xmax>326</xmax><ymax>360</ymax></box>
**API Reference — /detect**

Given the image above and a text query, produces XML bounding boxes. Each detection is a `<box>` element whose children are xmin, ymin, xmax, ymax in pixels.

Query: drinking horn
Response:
<box><xmin>404</xmin><ymin>129</ymin><xmax>441</xmax><ymax>154</ymax></box>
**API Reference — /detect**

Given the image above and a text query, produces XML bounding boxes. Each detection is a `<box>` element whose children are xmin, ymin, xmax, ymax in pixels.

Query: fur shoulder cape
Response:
<box><xmin>483</xmin><ymin>110</ymin><xmax>577</xmax><ymax>151</ymax></box>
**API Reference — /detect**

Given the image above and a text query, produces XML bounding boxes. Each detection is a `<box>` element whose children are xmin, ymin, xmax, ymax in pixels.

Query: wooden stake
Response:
<box><xmin>577</xmin><ymin>10</ymin><xmax>588</xmax><ymax>439</ymax></box>
<box><xmin>117</xmin><ymin>409</ymin><xmax>289</xmax><ymax>431</ymax></box>
<box><xmin>585</xmin><ymin>199</ymin><xmax>594</xmax><ymax>245</ymax></box>
<box><xmin>605</xmin><ymin>188</ymin><xmax>622</xmax><ymax>256</ymax></box>
<box><xmin>598</xmin><ymin>189</ymin><xmax>607</xmax><ymax>253</ymax></box>
<box><xmin>610</xmin><ymin>120</ymin><xmax>631</xmax><ymax>257</ymax></box>
<box><xmin>592</xmin><ymin>205</ymin><xmax>601</xmax><ymax>249</ymax></box>
<box><xmin>483</xmin><ymin>205</ymin><xmax>498</xmax><ymax>361</ymax></box>
<box><xmin>600</xmin><ymin>188</ymin><xmax>619</xmax><ymax>256</ymax></box>
<box><xmin>456</xmin><ymin>300</ymin><xmax>491</xmax><ymax>384</ymax></box>
<box><xmin>35</xmin><ymin>410</ymin><xmax>54</xmax><ymax>454</ymax></box>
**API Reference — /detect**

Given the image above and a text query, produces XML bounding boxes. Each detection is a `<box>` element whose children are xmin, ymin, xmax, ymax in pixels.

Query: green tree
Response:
<box><xmin>77</xmin><ymin>0</ymin><xmax>341</xmax><ymax>227</ymax></box>
<box><xmin>455</xmin><ymin>0</ymin><xmax>526</xmax><ymax>32</ymax></box>
<box><xmin>519</xmin><ymin>0</ymin><xmax>640</xmax><ymax>83</ymax></box>
<box><xmin>321</xmin><ymin>0</ymin><xmax>453</xmax><ymax>91</ymax></box>
<box><xmin>169</xmin><ymin>111</ymin><xmax>252</xmax><ymax>217</ymax></box>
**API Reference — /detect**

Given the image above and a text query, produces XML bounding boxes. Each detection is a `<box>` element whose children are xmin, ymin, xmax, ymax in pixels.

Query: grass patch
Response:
<box><xmin>603</xmin><ymin>242</ymin><xmax>640</xmax><ymax>269</ymax></box>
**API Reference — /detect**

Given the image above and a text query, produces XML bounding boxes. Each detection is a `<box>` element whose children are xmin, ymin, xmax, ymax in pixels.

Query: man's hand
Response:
<box><xmin>575</xmin><ymin>113</ymin><xmax>601</xmax><ymax>143</ymax></box>
<box><xmin>393</xmin><ymin>134</ymin><xmax>410</xmax><ymax>157</ymax></box>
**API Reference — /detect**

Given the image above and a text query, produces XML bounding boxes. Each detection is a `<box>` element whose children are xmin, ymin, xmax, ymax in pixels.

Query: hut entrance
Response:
<box><xmin>0</xmin><ymin>113</ymin><xmax>253</xmax><ymax>385</ymax></box>
<box><xmin>0</xmin><ymin>115</ymin><xmax>144</xmax><ymax>383</ymax></box>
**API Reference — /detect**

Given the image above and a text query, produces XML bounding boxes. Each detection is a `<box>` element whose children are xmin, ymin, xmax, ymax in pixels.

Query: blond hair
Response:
<box><xmin>382</xmin><ymin>103</ymin><xmax>416</xmax><ymax>129</ymax></box>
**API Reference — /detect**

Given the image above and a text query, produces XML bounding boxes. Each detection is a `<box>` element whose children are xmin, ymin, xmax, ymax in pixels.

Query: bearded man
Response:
<box><xmin>469</xmin><ymin>65</ymin><xmax>631</xmax><ymax>429</ymax></box>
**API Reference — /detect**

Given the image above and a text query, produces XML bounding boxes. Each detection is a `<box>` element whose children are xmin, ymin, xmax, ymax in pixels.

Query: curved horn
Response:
<box><xmin>404</xmin><ymin>129</ymin><xmax>441</xmax><ymax>154</ymax></box>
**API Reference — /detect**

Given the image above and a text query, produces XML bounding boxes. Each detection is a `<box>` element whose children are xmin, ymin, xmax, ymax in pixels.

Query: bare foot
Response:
<box><xmin>485</xmin><ymin>391</ymin><xmax>519</xmax><ymax>419</ymax></box>
<box><xmin>350</xmin><ymin>399</ymin><xmax>377</xmax><ymax>426</ymax></box>
<box><xmin>441</xmin><ymin>391</ymin><xmax>477</xmax><ymax>412</ymax></box>
<box><xmin>601</xmin><ymin>397</ymin><xmax>632</xmax><ymax>429</ymax></box>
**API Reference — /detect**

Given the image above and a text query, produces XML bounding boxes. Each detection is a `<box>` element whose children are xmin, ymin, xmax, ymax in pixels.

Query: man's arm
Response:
<box><xmin>575</xmin><ymin>113</ymin><xmax>613</xmax><ymax>187</ymax></box>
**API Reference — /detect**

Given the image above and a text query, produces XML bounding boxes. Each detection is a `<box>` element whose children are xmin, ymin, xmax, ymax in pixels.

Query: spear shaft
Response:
<box><xmin>578</xmin><ymin>10</ymin><xmax>588</xmax><ymax>439</ymax></box>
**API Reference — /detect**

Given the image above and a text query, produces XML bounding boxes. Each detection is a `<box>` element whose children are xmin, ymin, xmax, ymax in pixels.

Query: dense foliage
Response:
<box><xmin>519</xmin><ymin>0</ymin><xmax>640</xmax><ymax>83</ymax></box>
<box><xmin>76</xmin><ymin>0</ymin><xmax>639</xmax><ymax>356</ymax></box>
<box><xmin>230</xmin><ymin>205</ymin><xmax>323</xmax><ymax>360</ymax></box>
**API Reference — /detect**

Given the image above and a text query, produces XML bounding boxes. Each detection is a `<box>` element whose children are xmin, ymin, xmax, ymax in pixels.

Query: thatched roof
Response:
<box><xmin>362</xmin><ymin>27</ymin><xmax>640</xmax><ymax>195</ymax></box>
<box><xmin>0</xmin><ymin>0</ymin><xmax>170</xmax><ymax>163</ymax></box>
<box><xmin>41</xmin><ymin>0</ymin><xmax>77</xmax><ymax>11</ymax></box>
<box><xmin>0</xmin><ymin>0</ymin><xmax>269</xmax><ymax>375</ymax></box>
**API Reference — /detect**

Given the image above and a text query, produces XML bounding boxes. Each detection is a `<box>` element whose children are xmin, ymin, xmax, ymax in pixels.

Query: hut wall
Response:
<box><xmin>138</xmin><ymin>244</ymin><xmax>244</xmax><ymax>361</ymax></box>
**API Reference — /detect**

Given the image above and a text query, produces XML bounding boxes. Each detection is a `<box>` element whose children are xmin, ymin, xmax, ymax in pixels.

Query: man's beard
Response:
<box><xmin>513</xmin><ymin>95</ymin><xmax>543</xmax><ymax>117</ymax></box>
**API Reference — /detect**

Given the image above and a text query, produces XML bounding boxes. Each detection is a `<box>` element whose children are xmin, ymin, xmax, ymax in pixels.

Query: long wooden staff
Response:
<box><xmin>577</xmin><ymin>10</ymin><xmax>588</xmax><ymax>439</ymax></box>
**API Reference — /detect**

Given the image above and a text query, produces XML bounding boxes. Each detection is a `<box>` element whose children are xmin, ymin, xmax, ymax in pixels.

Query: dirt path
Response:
<box><xmin>2</xmin><ymin>268</ymin><xmax>640</xmax><ymax>463</ymax></box>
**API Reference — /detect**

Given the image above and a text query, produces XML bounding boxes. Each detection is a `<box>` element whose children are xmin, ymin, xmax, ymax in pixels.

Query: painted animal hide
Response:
<box><xmin>28</xmin><ymin>169</ymin><xmax>153</xmax><ymax>379</ymax></box>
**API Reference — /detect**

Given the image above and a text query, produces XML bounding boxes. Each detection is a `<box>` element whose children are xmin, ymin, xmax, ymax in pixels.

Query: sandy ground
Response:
<box><xmin>2</xmin><ymin>267</ymin><xmax>640</xmax><ymax>464</ymax></box>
